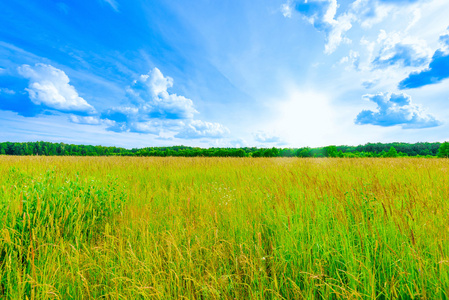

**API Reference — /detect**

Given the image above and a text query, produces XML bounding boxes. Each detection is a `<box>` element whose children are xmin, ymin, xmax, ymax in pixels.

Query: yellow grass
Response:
<box><xmin>1</xmin><ymin>156</ymin><xmax>448</xmax><ymax>299</ymax></box>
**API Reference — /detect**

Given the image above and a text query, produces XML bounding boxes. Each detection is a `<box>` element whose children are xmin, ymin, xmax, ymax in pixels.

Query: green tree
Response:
<box><xmin>12</xmin><ymin>143</ymin><xmax>23</xmax><ymax>155</ymax></box>
<box><xmin>296</xmin><ymin>147</ymin><xmax>312</xmax><ymax>157</ymax></box>
<box><xmin>263</xmin><ymin>147</ymin><xmax>279</xmax><ymax>157</ymax></box>
<box><xmin>234</xmin><ymin>149</ymin><xmax>246</xmax><ymax>157</ymax></box>
<box><xmin>384</xmin><ymin>146</ymin><xmax>398</xmax><ymax>158</ymax></box>
<box><xmin>437</xmin><ymin>142</ymin><xmax>449</xmax><ymax>158</ymax></box>
<box><xmin>324</xmin><ymin>145</ymin><xmax>338</xmax><ymax>157</ymax></box>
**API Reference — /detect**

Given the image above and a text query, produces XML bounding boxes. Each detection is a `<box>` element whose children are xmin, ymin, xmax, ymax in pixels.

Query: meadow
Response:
<box><xmin>0</xmin><ymin>156</ymin><xmax>448</xmax><ymax>299</ymax></box>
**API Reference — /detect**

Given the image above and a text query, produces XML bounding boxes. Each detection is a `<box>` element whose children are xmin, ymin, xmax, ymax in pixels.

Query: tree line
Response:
<box><xmin>0</xmin><ymin>141</ymin><xmax>448</xmax><ymax>158</ymax></box>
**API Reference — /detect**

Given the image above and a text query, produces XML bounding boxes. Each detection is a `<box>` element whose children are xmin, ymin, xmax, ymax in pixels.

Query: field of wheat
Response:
<box><xmin>0</xmin><ymin>156</ymin><xmax>448</xmax><ymax>299</ymax></box>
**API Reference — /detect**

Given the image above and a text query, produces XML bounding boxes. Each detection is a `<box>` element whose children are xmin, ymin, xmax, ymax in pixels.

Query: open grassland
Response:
<box><xmin>0</xmin><ymin>156</ymin><xmax>448</xmax><ymax>299</ymax></box>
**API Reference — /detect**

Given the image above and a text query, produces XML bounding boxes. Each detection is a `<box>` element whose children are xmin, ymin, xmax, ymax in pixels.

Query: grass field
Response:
<box><xmin>1</xmin><ymin>156</ymin><xmax>448</xmax><ymax>299</ymax></box>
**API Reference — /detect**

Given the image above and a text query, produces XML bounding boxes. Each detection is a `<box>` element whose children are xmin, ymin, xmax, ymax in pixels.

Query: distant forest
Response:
<box><xmin>1</xmin><ymin>141</ymin><xmax>449</xmax><ymax>158</ymax></box>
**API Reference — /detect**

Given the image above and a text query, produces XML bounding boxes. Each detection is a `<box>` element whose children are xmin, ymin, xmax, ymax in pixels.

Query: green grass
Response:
<box><xmin>1</xmin><ymin>156</ymin><xmax>448</xmax><ymax>299</ymax></box>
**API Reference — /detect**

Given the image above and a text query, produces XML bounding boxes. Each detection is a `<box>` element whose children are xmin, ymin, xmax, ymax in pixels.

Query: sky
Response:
<box><xmin>1</xmin><ymin>0</ymin><xmax>449</xmax><ymax>148</ymax></box>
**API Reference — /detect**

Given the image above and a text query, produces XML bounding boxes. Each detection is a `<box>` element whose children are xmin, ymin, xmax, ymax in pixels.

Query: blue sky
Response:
<box><xmin>1</xmin><ymin>0</ymin><xmax>449</xmax><ymax>148</ymax></box>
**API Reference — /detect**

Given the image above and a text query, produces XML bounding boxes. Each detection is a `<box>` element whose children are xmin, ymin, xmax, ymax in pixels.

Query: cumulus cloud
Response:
<box><xmin>175</xmin><ymin>120</ymin><xmax>230</xmax><ymax>139</ymax></box>
<box><xmin>18</xmin><ymin>63</ymin><xmax>96</xmax><ymax>115</ymax></box>
<box><xmin>372</xmin><ymin>30</ymin><xmax>431</xmax><ymax>69</ymax></box>
<box><xmin>100</xmin><ymin>68</ymin><xmax>229</xmax><ymax>139</ymax></box>
<box><xmin>126</xmin><ymin>68</ymin><xmax>198</xmax><ymax>120</ymax></box>
<box><xmin>398</xmin><ymin>30</ymin><xmax>449</xmax><ymax>89</ymax></box>
<box><xmin>355</xmin><ymin>92</ymin><xmax>440</xmax><ymax>129</ymax></box>
<box><xmin>253</xmin><ymin>132</ymin><xmax>287</xmax><ymax>146</ymax></box>
<box><xmin>283</xmin><ymin>0</ymin><xmax>428</xmax><ymax>54</ymax></box>
<box><xmin>100</xmin><ymin>68</ymin><xmax>199</xmax><ymax>134</ymax></box>
<box><xmin>283</xmin><ymin>0</ymin><xmax>354</xmax><ymax>54</ymax></box>
<box><xmin>2</xmin><ymin>64</ymin><xmax>227</xmax><ymax>140</ymax></box>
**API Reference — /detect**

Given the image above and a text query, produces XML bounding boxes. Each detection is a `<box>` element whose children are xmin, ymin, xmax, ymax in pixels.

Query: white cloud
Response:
<box><xmin>253</xmin><ymin>131</ymin><xmax>283</xmax><ymax>144</ymax></box>
<box><xmin>371</xmin><ymin>30</ymin><xmax>432</xmax><ymax>68</ymax></box>
<box><xmin>360</xmin><ymin>36</ymin><xmax>377</xmax><ymax>61</ymax></box>
<box><xmin>229</xmin><ymin>138</ymin><xmax>249</xmax><ymax>148</ymax></box>
<box><xmin>175</xmin><ymin>120</ymin><xmax>230</xmax><ymax>139</ymax></box>
<box><xmin>351</xmin><ymin>0</ymin><xmax>393</xmax><ymax>29</ymax></box>
<box><xmin>440</xmin><ymin>28</ymin><xmax>449</xmax><ymax>54</ymax></box>
<box><xmin>100</xmin><ymin>68</ymin><xmax>229</xmax><ymax>140</ymax></box>
<box><xmin>69</xmin><ymin>115</ymin><xmax>102</xmax><ymax>125</ymax></box>
<box><xmin>339</xmin><ymin>50</ymin><xmax>360</xmax><ymax>69</ymax></box>
<box><xmin>18</xmin><ymin>63</ymin><xmax>96</xmax><ymax>115</ymax></box>
<box><xmin>282</xmin><ymin>0</ymin><xmax>355</xmax><ymax>54</ymax></box>
<box><xmin>102</xmin><ymin>106</ymin><xmax>186</xmax><ymax>134</ymax></box>
<box><xmin>356</xmin><ymin>92</ymin><xmax>440</xmax><ymax>129</ymax></box>
<box><xmin>130</xmin><ymin>121</ymin><xmax>164</xmax><ymax>135</ymax></box>
<box><xmin>323</xmin><ymin>0</ymin><xmax>338</xmax><ymax>24</ymax></box>
<box><xmin>405</xmin><ymin>7</ymin><xmax>421</xmax><ymax>31</ymax></box>
<box><xmin>0</xmin><ymin>88</ymin><xmax>16</xmax><ymax>95</ymax></box>
<box><xmin>127</xmin><ymin>68</ymin><xmax>198</xmax><ymax>120</ymax></box>
<box><xmin>325</xmin><ymin>13</ymin><xmax>354</xmax><ymax>54</ymax></box>
<box><xmin>351</xmin><ymin>0</ymin><xmax>426</xmax><ymax>30</ymax></box>
<box><xmin>281</xmin><ymin>1</ymin><xmax>293</xmax><ymax>18</ymax></box>
<box><xmin>132</xmin><ymin>119</ymin><xmax>184</xmax><ymax>134</ymax></box>
<box><xmin>282</xmin><ymin>0</ymin><xmax>435</xmax><ymax>55</ymax></box>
